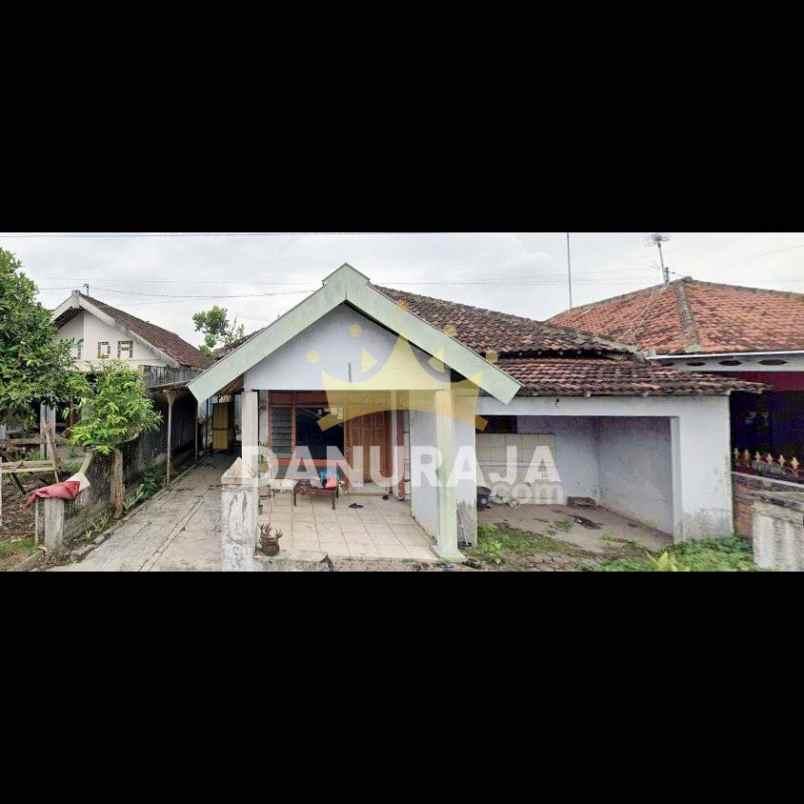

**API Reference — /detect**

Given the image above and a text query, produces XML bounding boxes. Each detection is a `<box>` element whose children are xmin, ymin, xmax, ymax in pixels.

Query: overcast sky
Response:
<box><xmin>2</xmin><ymin>232</ymin><xmax>804</xmax><ymax>347</ymax></box>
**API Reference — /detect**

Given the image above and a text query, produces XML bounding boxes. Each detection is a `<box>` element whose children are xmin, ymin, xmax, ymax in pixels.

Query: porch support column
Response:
<box><xmin>241</xmin><ymin>390</ymin><xmax>259</xmax><ymax>478</ymax></box>
<box><xmin>434</xmin><ymin>385</ymin><xmax>463</xmax><ymax>561</ymax></box>
<box><xmin>164</xmin><ymin>389</ymin><xmax>176</xmax><ymax>484</ymax></box>
<box><xmin>194</xmin><ymin>398</ymin><xmax>199</xmax><ymax>461</ymax></box>
<box><xmin>221</xmin><ymin>457</ymin><xmax>258</xmax><ymax>571</ymax></box>
<box><xmin>390</xmin><ymin>391</ymin><xmax>403</xmax><ymax>499</ymax></box>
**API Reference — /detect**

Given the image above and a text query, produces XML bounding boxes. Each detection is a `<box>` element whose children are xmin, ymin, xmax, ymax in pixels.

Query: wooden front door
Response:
<box><xmin>345</xmin><ymin>411</ymin><xmax>390</xmax><ymax>482</ymax></box>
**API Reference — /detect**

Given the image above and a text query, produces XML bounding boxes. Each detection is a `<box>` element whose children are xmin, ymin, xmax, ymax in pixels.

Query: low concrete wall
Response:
<box><xmin>63</xmin><ymin>441</ymin><xmax>196</xmax><ymax>543</ymax></box>
<box><xmin>732</xmin><ymin>472</ymin><xmax>804</xmax><ymax>539</ymax></box>
<box><xmin>752</xmin><ymin>491</ymin><xmax>804</xmax><ymax>570</ymax></box>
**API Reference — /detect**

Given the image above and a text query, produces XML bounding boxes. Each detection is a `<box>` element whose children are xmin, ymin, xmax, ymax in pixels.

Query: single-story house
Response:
<box><xmin>51</xmin><ymin>290</ymin><xmax>211</xmax><ymax>477</ymax></box>
<box><xmin>549</xmin><ymin>277</ymin><xmax>804</xmax><ymax>484</ymax></box>
<box><xmin>188</xmin><ymin>264</ymin><xmax>761</xmax><ymax>559</ymax></box>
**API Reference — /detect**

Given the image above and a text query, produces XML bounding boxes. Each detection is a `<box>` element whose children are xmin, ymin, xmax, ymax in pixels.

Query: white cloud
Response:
<box><xmin>2</xmin><ymin>232</ymin><xmax>804</xmax><ymax>346</ymax></box>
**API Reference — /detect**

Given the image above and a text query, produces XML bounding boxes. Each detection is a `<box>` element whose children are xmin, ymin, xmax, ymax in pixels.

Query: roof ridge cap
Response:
<box><xmin>672</xmin><ymin>281</ymin><xmax>702</xmax><ymax>352</ymax></box>
<box><xmin>683</xmin><ymin>277</ymin><xmax>804</xmax><ymax>301</ymax></box>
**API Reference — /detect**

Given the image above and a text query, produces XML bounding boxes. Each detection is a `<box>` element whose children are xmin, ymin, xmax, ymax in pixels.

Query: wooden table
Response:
<box><xmin>293</xmin><ymin>479</ymin><xmax>339</xmax><ymax>510</ymax></box>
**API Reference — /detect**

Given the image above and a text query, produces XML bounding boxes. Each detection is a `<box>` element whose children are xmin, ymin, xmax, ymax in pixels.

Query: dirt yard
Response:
<box><xmin>0</xmin><ymin>474</ymin><xmax>42</xmax><ymax>538</ymax></box>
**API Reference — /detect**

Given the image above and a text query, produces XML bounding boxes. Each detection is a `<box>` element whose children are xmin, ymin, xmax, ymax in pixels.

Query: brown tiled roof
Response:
<box><xmin>548</xmin><ymin>277</ymin><xmax>804</xmax><ymax>356</ymax></box>
<box><xmin>498</xmin><ymin>357</ymin><xmax>766</xmax><ymax>397</ymax></box>
<box><xmin>213</xmin><ymin>327</ymin><xmax>266</xmax><ymax>360</ymax></box>
<box><xmin>80</xmin><ymin>294</ymin><xmax>210</xmax><ymax>368</ymax></box>
<box><xmin>373</xmin><ymin>285</ymin><xmax>633</xmax><ymax>356</ymax></box>
<box><xmin>204</xmin><ymin>282</ymin><xmax>764</xmax><ymax>397</ymax></box>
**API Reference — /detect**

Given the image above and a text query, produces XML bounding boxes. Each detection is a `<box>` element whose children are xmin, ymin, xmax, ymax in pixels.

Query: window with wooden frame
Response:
<box><xmin>117</xmin><ymin>340</ymin><xmax>133</xmax><ymax>359</ymax></box>
<box><xmin>97</xmin><ymin>341</ymin><xmax>111</xmax><ymax>359</ymax></box>
<box><xmin>268</xmin><ymin>392</ymin><xmax>343</xmax><ymax>459</ymax></box>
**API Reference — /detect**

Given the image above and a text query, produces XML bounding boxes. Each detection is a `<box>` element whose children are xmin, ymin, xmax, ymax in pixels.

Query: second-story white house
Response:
<box><xmin>51</xmin><ymin>290</ymin><xmax>209</xmax><ymax>383</ymax></box>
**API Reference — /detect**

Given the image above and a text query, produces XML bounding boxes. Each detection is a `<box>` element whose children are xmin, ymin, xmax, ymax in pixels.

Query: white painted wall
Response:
<box><xmin>650</xmin><ymin>353</ymin><xmax>804</xmax><ymax>373</ymax></box>
<box><xmin>408</xmin><ymin>404</ymin><xmax>477</xmax><ymax>545</ymax></box>
<box><xmin>597</xmin><ymin>417</ymin><xmax>673</xmax><ymax>534</ymax></box>
<box><xmin>57</xmin><ymin>309</ymin><xmax>165</xmax><ymax>371</ymax></box>
<box><xmin>478</xmin><ymin>395</ymin><xmax>734</xmax><ymax>541</ymax></box>
<box><xmin>454</xmin><ymin>410</ymin><xmax>478</xmax><ymax>545</ymax></box>
<box><xmin>58</xmin><ymin>312</ymin><xmax>85</xmax><ymax>359</ymax></box>
<box><xmin>244</xmin><ymin>305</ymin><xmax>446</xmax><ymax>392</ymax></box>
<box><xmin>517</xmin><ymin>417</ymin><xmax>600</xmax><ymax>503</ymax></box>
<box><xmin>410</xmin><ymin>409</ymin><xmax>438</xmax><ymax>538</ymax></box>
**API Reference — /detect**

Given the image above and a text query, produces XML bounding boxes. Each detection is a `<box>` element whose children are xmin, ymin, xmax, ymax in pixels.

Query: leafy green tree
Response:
<box><xmin>192</xmin><ymin>305</ymin><xmax>245</xmax><ymax>356</ymax></box>
<box><xmin>0</xmin><ymin>248</ymin><xmax>89</xmax><ymax>426</ymax></box>
<box><xmin>69</xmin><ymin>360</ymin><xmax>162</xmax><ymax>516</ymax></box>
<box><xmin>69</xmin><ymin>361</ymin><xmax>162</xmax><ymax>456</ymax></box>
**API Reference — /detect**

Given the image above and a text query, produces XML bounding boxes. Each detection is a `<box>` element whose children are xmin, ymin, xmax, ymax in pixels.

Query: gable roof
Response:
<box><xmin>52</xmin><ymin>291</ymin><xmax>210</xmax><ymax>369</ymax></box>
<box><xmin>548</xmin><ymin>277</ymin><xmax>804</xmax><ymax>356</ymax></box>
<box><xmin>187</xmin><ymin>264</ymin><xmax>522</xmax><ymax>404</ymax></box>
<box><xmin>189</xmin><ymin>266</ymin><xmax>762</xmax><ymax>401</ymax></box>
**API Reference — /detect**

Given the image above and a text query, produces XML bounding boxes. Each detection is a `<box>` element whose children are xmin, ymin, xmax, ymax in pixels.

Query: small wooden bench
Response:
<box><xmin>292</xmin><ymin>476</ymin><xmax>339</xmax><ymax>510</ymax></box>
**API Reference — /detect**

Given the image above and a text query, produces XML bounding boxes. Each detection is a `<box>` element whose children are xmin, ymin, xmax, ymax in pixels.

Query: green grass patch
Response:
<box><xmin>597</xmin><ymin>536</ymin><xmax>757</xmax><ymax>572</ymax></box>
<box><xmin>468</xmin><ymin>523</ymin><xmax>595</xmax><ymax>569</ymax></box>
<box><xmin>0</xmin><ymin>537</ymin><xmax>37</xmax><ymax>570</ymax></box>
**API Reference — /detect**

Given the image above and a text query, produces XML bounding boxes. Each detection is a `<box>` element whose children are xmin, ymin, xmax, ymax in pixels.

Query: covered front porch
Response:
<box><xmin>186</xmin><ymin>264</ymin><xmax>521</xmax><ymax>566</ymax></box>
<box><xmin>240</xmin><ymin>385</ymin><xmax>478</xmax><ymax>561</ymax></box>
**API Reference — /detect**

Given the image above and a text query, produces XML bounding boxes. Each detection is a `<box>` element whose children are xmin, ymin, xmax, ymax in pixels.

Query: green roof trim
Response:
<box><xmin>188</xmin><ymin>264</ymin><xmax>520</xmax><ymax>405</ymax></box>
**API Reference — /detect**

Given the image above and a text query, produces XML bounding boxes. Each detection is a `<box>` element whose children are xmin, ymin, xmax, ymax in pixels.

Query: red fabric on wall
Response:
<box><xmin>24</xmin><ymin>480</ymin><xmax>82</xmax><ymax>509</ymax></box>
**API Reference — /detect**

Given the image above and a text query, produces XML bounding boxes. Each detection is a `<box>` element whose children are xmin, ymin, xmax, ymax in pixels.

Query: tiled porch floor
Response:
<box><xmin>258</xmin><ymin>491</ymin><xmax>439</xmax><ymax>562</ymax></box>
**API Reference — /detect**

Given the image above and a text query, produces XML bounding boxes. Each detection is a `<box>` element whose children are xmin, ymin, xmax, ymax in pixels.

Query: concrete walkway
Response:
<box><xmin>51</xmin><ymin>454</ymin><xmax>438</xmax><ymax>571</ymax></box>
<box><xmin>52</xmin><ymin>456</ymin><xmax>233</xmax><ymax>572</ymax></box>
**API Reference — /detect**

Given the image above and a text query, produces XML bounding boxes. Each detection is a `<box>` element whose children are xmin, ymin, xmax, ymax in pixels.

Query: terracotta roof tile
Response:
<box><xmin>208</xmin><ymin>283</ymin><xmax>765</xmax><ymax>397</ymax></box>
<box><xmin>498</xmin><ymin>357</ymin><xmax>766</xmax><ymax>397</ymax></box>
<box><xmin>373</xmin><ymin>285</ymin><xmax>631</xmax><ymax>356</ymax></box>
<box><xmin>548</xmin><ymin>278</ymin><xmax>804</xmax><ymax>355</ymax></box>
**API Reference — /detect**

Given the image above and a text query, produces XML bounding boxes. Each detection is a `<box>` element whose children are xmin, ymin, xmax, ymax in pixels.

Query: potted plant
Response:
<box><xmin>258</xmin><ymin>522</ymin><xmax>283</xmax><ymax>556</ymax></box>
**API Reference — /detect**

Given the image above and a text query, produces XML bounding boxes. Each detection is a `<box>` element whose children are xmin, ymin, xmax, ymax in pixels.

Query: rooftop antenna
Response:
<box><xmin>565</xmin><ymin>232</ymin><xmax>573</xmax><ymax>308</ymax></box>
<box><xmin>646</xmin><ymin>233</ymin><xmax>671</xmax><ymax>285</ymax></box>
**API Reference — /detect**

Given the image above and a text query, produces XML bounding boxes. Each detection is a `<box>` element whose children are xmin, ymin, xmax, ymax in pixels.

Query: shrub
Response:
<box><xmin>598</xmin><ymin>537</ymin><xmax>757</xmax><ymax>572</ymax></box>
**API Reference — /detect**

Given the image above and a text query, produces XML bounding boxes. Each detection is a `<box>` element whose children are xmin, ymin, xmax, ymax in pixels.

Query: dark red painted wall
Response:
<box><xmin>720</xmin><ymin>371</ymin><xmax>804</xmax><ymax>392</ymax></box>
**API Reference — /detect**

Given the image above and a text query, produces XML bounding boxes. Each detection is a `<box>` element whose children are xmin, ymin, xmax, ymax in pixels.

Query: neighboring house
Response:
<box><xmin>51</xmin><ymin>290</ymin><xmax>211</xmax><ymax>476</ymax></box>
<box><xmin>52</xmin><ymin>290</ymin><xmax>209</xmax><ymax>383</ymax></box>
<box><xmin>549</xmin><ymin>277</ymin><xmax>804</xmax><ymax>484</ymax></box>
<box><xmin>188</xmin><ymin>264</ymin><xmax>760</xmax><ymax>558</ymax></box>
